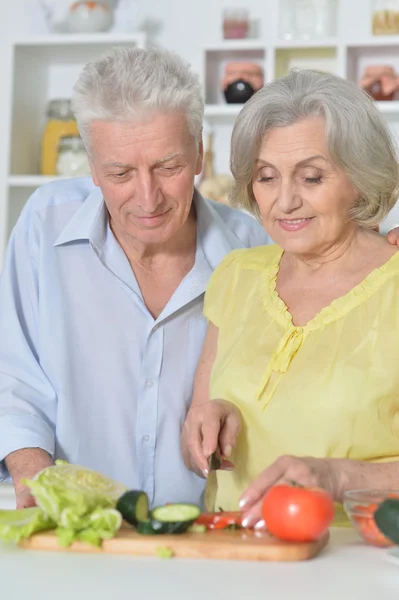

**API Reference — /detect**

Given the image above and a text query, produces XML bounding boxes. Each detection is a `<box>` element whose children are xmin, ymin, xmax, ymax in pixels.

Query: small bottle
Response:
<box><xmin>56</xmin><ymin>136</ymin><xmax>91</xmax><ymax>178</ymax></box>
<box><xmin>41</xmin><ymin>100</ymin><xmax>79</xmax><ymax>175</ymax></box>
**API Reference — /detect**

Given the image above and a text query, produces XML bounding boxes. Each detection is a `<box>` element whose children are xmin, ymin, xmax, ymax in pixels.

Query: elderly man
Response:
<box><xmin>0</xmin><ymin>47</ymin><xmax>270</xmax><ymax>509</ymax></box>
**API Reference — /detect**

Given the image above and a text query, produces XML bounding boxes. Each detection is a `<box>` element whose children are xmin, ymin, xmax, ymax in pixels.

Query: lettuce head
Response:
<box><xmin>0</xmin><ymin>461</ymin><xmax>127</xmax><ymax>547</ymax></box>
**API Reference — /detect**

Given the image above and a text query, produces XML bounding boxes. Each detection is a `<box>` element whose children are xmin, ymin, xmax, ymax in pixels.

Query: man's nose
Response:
<box><xmin>136</xmin><ymin>172</ymin><xmax>161</xmax><ymax>213</ymax></box>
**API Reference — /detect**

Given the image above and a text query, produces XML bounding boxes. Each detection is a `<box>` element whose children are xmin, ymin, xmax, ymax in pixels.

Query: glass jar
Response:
<box><xmin>279</xmin><ymin>0</ymin><xmax>337</xmax><ymax>40</ymax></box>
<box><xmin>223</xmin><ymin>9</ymin><xmax>250</xmax><ymax>39</ymax></box>
<box><xmin>56</xmin><ymin>136</ymin><xmax>91</xmax><ymax>178</ymax></box>
<box><xmin>372</xmin><ymin>0</ymin><xmax>399</xmax><ymax>35</ymax></box>
<box><xmin>41</xmin><ymin>99</ymin><xmax>79</xmax><ymax>176</ymax></box>
<box><xmin>279</xmin><ymin>0</ymin><xmax>296</xmax><ymax>39</ymax></box>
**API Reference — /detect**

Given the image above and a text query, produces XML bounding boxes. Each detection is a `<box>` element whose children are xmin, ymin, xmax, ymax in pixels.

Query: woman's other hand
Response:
<box><xmin>239</xmin><ymin>455</ymin><xmax>342</xmax><ymax>528</ymax></box>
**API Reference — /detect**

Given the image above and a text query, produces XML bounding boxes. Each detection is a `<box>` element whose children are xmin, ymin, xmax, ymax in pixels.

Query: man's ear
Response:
<box><xmin>89</xmin><ymin>156</ymin><xmax>100</xmax><ymax>187</ymax></box>
<box><xmin>195</xmin><ymin>135</ymin><xmax>203</xmax><ymax>176</ymax></box>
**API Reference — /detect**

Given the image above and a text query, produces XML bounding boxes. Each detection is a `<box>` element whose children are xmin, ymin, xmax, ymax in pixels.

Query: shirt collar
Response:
<box><xmin>53</xmin><ymin>185</ymin><xmax>106</xmax><ymax>248</ymax></box>
<box><xmin>193</xmin><ymin>189</ymin><xmax>248</xmax><ymax>270</ymax></box>
<box><xmin>54</xmin><ymin>186</ymin><xmax>245</xmax><ymax>266</ymax></box>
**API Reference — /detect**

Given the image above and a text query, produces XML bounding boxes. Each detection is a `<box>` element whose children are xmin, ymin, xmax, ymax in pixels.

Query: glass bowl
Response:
<box><xmin>343</xmin><ymin>489</ymin><xmax>399</xmax><ymax>547</ymax></box>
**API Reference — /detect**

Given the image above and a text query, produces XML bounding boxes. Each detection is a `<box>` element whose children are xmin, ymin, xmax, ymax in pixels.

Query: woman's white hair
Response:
<box><xmin>71</xmin><ymin>46</ymin><xmax>204</xmax><ymax>148</ymax></box>
<box><xmin>231</xmin><ymin>69</ymin><xmax>399</xmax><ymax>229</ymax></box>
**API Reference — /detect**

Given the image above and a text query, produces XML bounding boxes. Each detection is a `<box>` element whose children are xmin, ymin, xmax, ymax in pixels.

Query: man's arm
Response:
<box><xmin>5</xmin><ymin>449</ymin><xmax>53</xmax><ymax>508</ymax></box>
<box><xmin>0</xmin><ymin>197</ymin><xmax>57</xmax><ymax>505</ymax></box>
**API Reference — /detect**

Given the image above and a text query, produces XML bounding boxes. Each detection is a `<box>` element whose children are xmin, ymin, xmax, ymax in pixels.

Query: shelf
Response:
<box><xmin>346</xmin><ymin>45</ymin><xmax>399</xmax><ymax>88</ymax></box>
<box><xmin>275</xmin><ymin>47</ymin><xmax>337</xmax><ymax>79</ymax></box>
<box><xmin>375</xmin><ymin>101</ymin><xmax>399</xmax><ymax>114</ymax></box>
<box><xmin>204</xmin><ymin>40</ymin><xmax>265</xmax><ymax>52</ymax></box>
<box><xmin>12</xmin><ymin>33</ymin><xmax>146</xmax><ymax>47</ymax></box>
<box><xmin>9</xmin><ymin>34</ymin><xmax>147</xmax><ymax>177</ymax></box>
<box><xmin>204</xmin><ymin>104</ymin><xmax>242</xmax><ymax>119</ymax></box>
<box><xmin>204</xmin><ymin>45</ymin><xmax>266</xmax><ymax>105</ymax></box>
<box><xmin>8</xmin><ymin>175</ymin><xmax>69</xmax><ymax>188</ymax></box>
<box><xmin>274</xmin><ymin>38</ymin><xmax>338</xmax><ymax>49</ymax></box>
<box><xmin>347</xmin><ymin>36</ymin><xmax>399</xmax><ymax>48</ymax></box>
<box><xmin>204</xmin><ymin>101</ymin><xmax>399</xmax><ymax>121</ymax></box>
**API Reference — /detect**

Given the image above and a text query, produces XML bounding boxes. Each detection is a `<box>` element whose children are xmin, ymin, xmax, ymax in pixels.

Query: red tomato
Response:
<box><xmin>262</xmin><ymin>484</ymin><xmax>335</xmax><ymax>542</ymax></box>
<box><xmin>352</xmin><ymin>503</ymin><xmax>392</xmax><ymax>547</ymax></box>
<box><xmin>195</xmin><ymin>511</ymin><xmax>242</xmax><ymax>530</ymax></box>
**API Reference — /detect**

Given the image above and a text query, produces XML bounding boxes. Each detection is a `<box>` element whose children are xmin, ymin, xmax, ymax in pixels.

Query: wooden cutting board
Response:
<box><xmin>19</xmin><ymin>527</ymin><xmax>329</xmax><ymax>561</ymax></box>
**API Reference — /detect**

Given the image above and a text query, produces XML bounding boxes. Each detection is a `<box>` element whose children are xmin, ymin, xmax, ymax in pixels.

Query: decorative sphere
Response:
<box><xmin>224</xmin><ymin>79</ymin><xmax>255</xmax><ymax>104</ymax></box>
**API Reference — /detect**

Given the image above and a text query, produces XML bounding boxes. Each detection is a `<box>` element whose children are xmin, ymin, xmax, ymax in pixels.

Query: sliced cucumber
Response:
<box><xmin>151</xmin><ymin>503</ymin><xmax>201</xmax><ymax>535</ymax></box>
<box><xmin>187</xmin><ymin>524</ymin><xmax>206</xmax><ymax>534</ymax></box>
<box><xmin>116</xmin><ymin>490</ymin><xmax>149</xmax><ymax>527</ymax></box>
<box><xmin>374</xmin><ymin>499</ymin><xmax>399</xmax><ymax>544</ymax></box>
<box><xmin>136</xmin><ymin>519</ymin><xmax>159</xmax><ymax>535</ymax></box>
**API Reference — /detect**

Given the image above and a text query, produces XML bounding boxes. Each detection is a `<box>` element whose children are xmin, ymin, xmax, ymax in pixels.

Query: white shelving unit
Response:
<box><xmin>0</xmin><ymin>32</ymin><xmax>146</xmax><ymax>266</ymax></box>
<box><xmin>202</xmin><ymin>38</ymin><xmax>399</xmax><ymax>117</ymax></box>
<box><xmin>3</xmin><ymin>1</ymin><xmax>399</xmax><ymax>263</ymax></box>
<box><xmin>201</xmin><ymin>4</ymin><xmax>399</xmax><ymax>234</ymax></box>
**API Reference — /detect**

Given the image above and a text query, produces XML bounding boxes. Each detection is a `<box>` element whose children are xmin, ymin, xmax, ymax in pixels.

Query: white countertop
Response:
<box><xmin>1</xmin><ymin>484</ymin><xmax>399</xmax><ymax>600</ymax></box>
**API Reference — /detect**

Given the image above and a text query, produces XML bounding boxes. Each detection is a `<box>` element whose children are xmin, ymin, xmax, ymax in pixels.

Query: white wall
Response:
<box><xmin>2</xmin><ymin>0</ymin><xmax>399</xmax><ymax>233</ymax></box>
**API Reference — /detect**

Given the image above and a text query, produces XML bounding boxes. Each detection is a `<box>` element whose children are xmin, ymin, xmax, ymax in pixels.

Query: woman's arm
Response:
<box><xmin>180</xmin><ymin>322</ymin><xmax>241</xmax><ymax>477</ymax></box>
<box><xmin>239</xmin><ymin>455</ymin><xmax>399</xmax><ymax>527</ymax></box>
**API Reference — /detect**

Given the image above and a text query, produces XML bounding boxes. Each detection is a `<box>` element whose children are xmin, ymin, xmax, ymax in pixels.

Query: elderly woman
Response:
<box><xmin>181</xmin><ymin>68</ymin><xmax>399</xmax><ymax>527</ymax></box>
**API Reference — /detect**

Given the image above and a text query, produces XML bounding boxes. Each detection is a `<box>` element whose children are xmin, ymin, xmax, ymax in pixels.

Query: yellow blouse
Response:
<box><xmin>203</xmin><ymin>245</ymin><xmax>399</xmax><ymax>520</ymax></box>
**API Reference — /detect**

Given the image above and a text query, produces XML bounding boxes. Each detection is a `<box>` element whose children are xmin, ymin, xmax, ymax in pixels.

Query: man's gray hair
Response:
<box><xmin>71</xmin><ymin>46</ymin><xmax>204</xmax><ymax>147</ymax></box>
<box><xmin>230</xmin><ymin>69</ymin><xmax>399</xmax><ymax>229</ymax></box>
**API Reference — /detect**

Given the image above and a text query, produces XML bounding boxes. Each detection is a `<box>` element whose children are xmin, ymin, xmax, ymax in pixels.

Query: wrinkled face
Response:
<box><xmin>252</xmin><ymin>116</ymin><xmax>359</xmax><ymax>257</ymax></box>
<box><xmin>89</xmin><ymin>112</ymin><xmax>203</xmax><ymax>247</ymax></box>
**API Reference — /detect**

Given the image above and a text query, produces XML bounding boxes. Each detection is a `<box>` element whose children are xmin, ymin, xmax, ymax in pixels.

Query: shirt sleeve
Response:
<box><xmin>203</xmin><ymin>249</ymin><xmax>243</xmax><ymax>328</ymax></box>
<box><xmin>0</xmin><ymin>205</ymin><xmax>56</xmax><ymax>481</ymax></box>
<box><xmin>247</xmin><ymin>215</ymin><xmax>273</xmax><ymax>247</ymax></box>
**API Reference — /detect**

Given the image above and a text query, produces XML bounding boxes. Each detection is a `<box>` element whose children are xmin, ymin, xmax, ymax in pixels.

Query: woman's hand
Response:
<box><xmin>182</xmin><ymin>399</ymin><xmax>242</xmax><ymax>477</ymax></box>
<box><xmin>239</xmin><ymin>455</ymin><xmax>342</xmax><ymax>528</ymax></box>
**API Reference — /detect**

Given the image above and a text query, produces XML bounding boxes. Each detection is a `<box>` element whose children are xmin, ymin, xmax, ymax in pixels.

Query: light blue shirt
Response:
<box><xmin>0</xmin><ymin>178</ymin><xmax>270</xmax><ymax>507</ymax></box>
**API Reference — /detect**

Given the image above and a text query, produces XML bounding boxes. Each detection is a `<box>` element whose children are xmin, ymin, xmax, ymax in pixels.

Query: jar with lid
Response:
<box><xmin>41</xmin><ymin>99</ymin><xmax>79</xmax><ymax>175</ymax></box>
<box><xmin>56</xmin><ymin>136</ymin><xmax>91</xmax><ymax>178</ymax></box>
<box><xmin>372</xmin><ymin>0</ymin><xmax>399</xmax><ymax>35</ymax></box>
<box><xmin>223</xmin><ymin>9</ymin><xmax>250</xmax><ymax>39</ymax></box>
<box><xmin>279</xmin><ymin>0</ymin><xmax>338</xmax><ymax>40</ymax></box>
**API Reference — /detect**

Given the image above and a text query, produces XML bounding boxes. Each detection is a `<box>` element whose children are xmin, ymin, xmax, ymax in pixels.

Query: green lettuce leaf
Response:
<box><xmin>0</xmin><ymin>507</ymin><xmax>55</xmax><ymax>543</ymax></box>
<box><xmin>20</xmin><ymin>461</ymin><xmax>126</xmax><ymax>547</ymax></box>
<box><xmin>23</xmin><ymin>461</ymin><xmax>127</xmax><ymax>521</ymax></box>
<box><xmin>56</xmin><ymin>527</ymin><xmax>77</xmax><ymax>548</ymax></box>
<box><xmin>55</xmin><ymin>507</ymin><xmax>122</xmax><ymax>548</ymax></box>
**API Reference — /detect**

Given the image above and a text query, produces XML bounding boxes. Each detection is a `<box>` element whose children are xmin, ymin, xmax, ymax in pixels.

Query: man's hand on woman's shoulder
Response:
<box><xmin>388</xmin><ymin>226</ymin><xmax>399</xmax><ymax>246</ymax></box>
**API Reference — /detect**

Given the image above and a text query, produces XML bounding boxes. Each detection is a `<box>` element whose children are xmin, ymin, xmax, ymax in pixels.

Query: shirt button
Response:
<box><xmin>142</xmin><ymin>435</ymin><xmax>151</xmax><ymax>443</ymax></box>
<box><xmin>145</xmin><ymin>379</ymin><xmax>153</xmax><ymax>388</ymax></box>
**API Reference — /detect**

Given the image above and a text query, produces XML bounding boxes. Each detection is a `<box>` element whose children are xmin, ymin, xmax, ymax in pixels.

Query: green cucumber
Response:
<box><xmin>136</xmin><ymin>519</ymin><xmax>159</xmax><ymax>535</ymax></box>
<box><xmin>187</xmin><ymin>524</ymin><xmax>207</xmax><ymax>534</ymax></box>
<box><xmin>116</xmin><ymin>490</ymin><xmax>149</xmax><ymax>527</ymax></box>
<box><xmin>374</xmin><ymin>499</ymin><xmax>399</xmax><ymax>544</ymax></box>
<box><xmin>151</xmin><ymin>503</ymin><xmax>201</xmax><ymax>535</ymax></box>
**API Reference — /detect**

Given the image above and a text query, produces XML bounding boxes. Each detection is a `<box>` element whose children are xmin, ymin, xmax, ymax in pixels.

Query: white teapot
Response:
<box><xmin>67</xmin><ymin>1</ymin><xmax>114</xmax><ymax>33</ymax></box>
